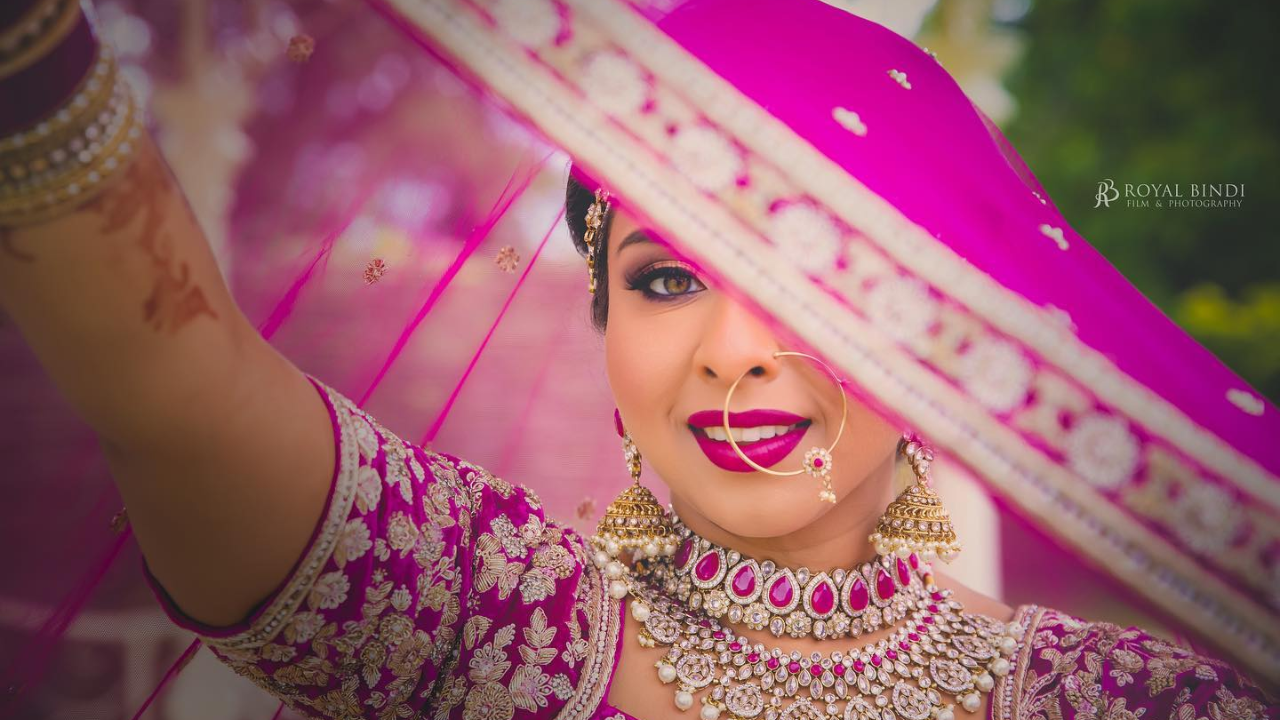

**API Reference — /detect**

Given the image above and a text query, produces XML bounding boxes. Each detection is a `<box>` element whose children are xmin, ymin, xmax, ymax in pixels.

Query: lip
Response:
<box><xmin>686</xmin><ymin>409</ymin><xmax>811</xmax><ymax>472</ymax></box>
<box><xmin>687</xmin><ymin>409</ymin><xmax>808</xmax><ymax>428</ymax></box>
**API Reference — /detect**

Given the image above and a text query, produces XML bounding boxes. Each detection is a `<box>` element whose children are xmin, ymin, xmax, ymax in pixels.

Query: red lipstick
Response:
<box><xmin>687</xmin><ymin>409</ymin><xmax>811</xmax><ymax>472</ymax></box>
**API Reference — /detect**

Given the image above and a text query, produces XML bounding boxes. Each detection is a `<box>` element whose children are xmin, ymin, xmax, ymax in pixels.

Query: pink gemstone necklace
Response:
<box><xmin>621</xmin><ymin>516</ymin><xmax>1021</xmax><ymax>720</ymax></box>
<box><xmin>657</xmin><ymin>515</ymin><xmax>932</xmax><ymax>641</ymax></box>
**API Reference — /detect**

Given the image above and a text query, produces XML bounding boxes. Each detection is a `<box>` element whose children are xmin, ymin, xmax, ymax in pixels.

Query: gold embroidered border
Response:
<box><xmin>579</xmin><ymin>2</ymin><xmax>1278</xmax><ymax>510</ymax></box>
<box><xmin>377</xmin><ymin>0</ymin><xmax>1280</xmax><ymax>682</ymax></box>
<box><xmin>200</xmin><ymin>375</ymin><xmax>360</xmax><ymax>651</ymax></box>
<box><xmin>575</xmin><ymin>0</ymin><xmax>1280</xmax><ymax>603</ymax></box>
<box><xmin>556</xmin><ymin>530</ymin><xmax>623</xmax><ymax>720</ymax></box>
<box><xmin>992</xmin><ymin>604</ymin><xmax>1043</xmax><ymax>720</ymax></box>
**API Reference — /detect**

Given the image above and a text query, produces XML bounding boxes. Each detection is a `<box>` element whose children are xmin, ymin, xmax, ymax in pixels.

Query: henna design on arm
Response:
<box><xmin>84</xmin><ymin>142</ymin><xmax>219</xmax><ymax>334</ymax></box>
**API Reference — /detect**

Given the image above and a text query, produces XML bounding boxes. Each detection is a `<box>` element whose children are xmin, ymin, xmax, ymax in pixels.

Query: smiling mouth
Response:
<box><xmin>685</xmin><ymin>410</ymin><xmax>814</xmax><ymax>472</ymax></box>
<box><xmin>692</xmin><ymin>420</ymin><xmax>812</xmax><ymax>443</ymax></box>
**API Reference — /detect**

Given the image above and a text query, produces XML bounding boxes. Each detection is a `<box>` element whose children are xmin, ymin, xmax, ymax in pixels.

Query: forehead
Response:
<box><xmin>615</xmin><ymin>229</ymin><xmax>652</xmax><ymax>256</ymax></box>
<box><xmin>608</xmin><ymin>205</ymin><xmax>663</xmax><ymax>257</ymax></box>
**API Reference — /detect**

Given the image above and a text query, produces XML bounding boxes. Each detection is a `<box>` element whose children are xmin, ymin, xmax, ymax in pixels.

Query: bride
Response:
<box><xmin>0</xmin><ymin>0</ymin><xmax>1275</xmax><ymax>717</ymax></box>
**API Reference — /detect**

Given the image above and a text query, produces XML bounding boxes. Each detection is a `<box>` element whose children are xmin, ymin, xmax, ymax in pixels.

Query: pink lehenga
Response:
<box><xmin>138</xmin><ymin>376</ymin><xmax>1277</xmax><ymax>719</ymax></box>
<box><xmin>2</xmin><ymin>0</ymin><xmax>1279</xmax><ymax>718</ymax></box>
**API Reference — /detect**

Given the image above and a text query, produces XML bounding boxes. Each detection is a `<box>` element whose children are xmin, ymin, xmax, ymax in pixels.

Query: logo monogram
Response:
<box><xmin>1095</xmin><ymin>179</ymin><xmax>1119</xmax><ymax>208</ymax></box>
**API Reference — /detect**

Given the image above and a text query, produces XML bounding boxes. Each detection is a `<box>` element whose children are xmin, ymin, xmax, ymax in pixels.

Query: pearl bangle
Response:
<box><xmin>0</xmin><ymin>44</ymin><xmax>144</xmax><ymax>226</ymax></box>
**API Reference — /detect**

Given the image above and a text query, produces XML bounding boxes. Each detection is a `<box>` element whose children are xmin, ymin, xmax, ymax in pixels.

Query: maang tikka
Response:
<box><xmin>584</xmin><ymin>188</ymin><xmax>611</xmax><ymax>294</ymax></box>
<box><xmin>590</xmin><ymin>410</ymin><xmax>678</xmax><ymax>598</ymax></box>
<box><xmin>869</xmin><ymin>431</ymin><xmax>962</xmax><ymax>562</ymax></box>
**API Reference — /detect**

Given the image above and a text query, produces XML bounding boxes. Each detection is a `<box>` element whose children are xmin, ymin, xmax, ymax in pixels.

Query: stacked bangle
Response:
<box><xmin>0</xmin><ymin>1</ymin><xmax>145</xmax><ymax>227</ymax></box>
<box><xmin>0</xmin><ymin>0</ymin><xmax>83</xmax><ymax>80</ymax></box>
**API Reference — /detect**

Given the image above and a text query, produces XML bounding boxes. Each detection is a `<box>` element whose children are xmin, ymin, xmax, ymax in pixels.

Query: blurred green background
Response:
<box><xmin>996</xmin><ymin>0</ymin><xmax>1280</xmax><ymax>403</ymax></box>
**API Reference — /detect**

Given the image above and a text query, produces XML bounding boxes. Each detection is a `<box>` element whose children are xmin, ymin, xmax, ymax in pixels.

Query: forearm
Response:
<box><xmin>0</xmin><ymin>1</ymin><xmax>256</xmax><ymax>445</ymax></box>
<box><xmin>0</xmin><ymin>2</ymin><xmax>336</xmax><ymax>627</ymax></box>
<box><xmin>0</xmin><ymin>134</ymin><xmax>255</xmax><ymax>444</ymax></box>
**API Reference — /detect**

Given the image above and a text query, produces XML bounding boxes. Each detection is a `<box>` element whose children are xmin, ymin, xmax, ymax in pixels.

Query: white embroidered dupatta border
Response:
<box><xmin>375</xmin><ymin>0</ymin><xmax>1280</xmax><ymax>683</ymax></box>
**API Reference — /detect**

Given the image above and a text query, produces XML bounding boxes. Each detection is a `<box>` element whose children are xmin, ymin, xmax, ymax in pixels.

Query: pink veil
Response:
<box><xmin>1</xmin><ymin>0</ymin><xmax>1277</xmax><ymax>716</ymax></box>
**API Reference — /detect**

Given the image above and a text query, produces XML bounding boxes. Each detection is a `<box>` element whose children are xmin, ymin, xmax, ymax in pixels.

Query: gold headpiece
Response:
<box><xmin>584</xmin><ymin>188</ymin><xmax>611</xmax><ymax>294</ymax></box>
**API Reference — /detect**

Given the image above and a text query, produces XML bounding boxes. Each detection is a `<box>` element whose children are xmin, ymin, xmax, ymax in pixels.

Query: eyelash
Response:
<box><xmin>625</xmin><ymin>261</ymin><xmax>707</xmax><ymax>301</ymax></box>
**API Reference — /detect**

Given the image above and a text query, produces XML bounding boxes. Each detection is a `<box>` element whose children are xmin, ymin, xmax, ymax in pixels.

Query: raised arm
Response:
<box><xmin>2</xmin><ymin>8</ymin><xmax>616</xmax><ymax>716</ymax></box>
<box><xmin>0</xmin><ymin>6</ymin><xmax>334</xmax><ymax>628</ymax></box>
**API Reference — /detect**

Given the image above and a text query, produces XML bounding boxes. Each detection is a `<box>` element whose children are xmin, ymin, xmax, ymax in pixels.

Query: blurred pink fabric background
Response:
<box><xmin>1</xmin><ymin>0</ymin><xmax>1273</xmax><ymax>717</ymax></box>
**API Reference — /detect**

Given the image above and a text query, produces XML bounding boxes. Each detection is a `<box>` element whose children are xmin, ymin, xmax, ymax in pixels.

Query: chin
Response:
<box><xmin>714</xmin><ymin>510</ymin><xmax>814</xmax><ymax>540</ymax></box>
<box><xmin>684</xmin><ymin>486</ymin><xmax>826</xmax><ymax>538</ymax></box>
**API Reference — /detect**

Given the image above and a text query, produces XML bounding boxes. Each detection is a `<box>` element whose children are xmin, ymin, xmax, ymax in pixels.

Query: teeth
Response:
<box><xmin>701</xmin><ymin>423</ymin><xmax>799</xmax><ymax>443</ymax></box>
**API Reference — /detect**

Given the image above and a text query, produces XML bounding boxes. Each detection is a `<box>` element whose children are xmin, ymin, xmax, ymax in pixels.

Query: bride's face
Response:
<box><xmin>602</xmin><ymin>207</ymin><xmax>902</xmax><ymax>537</ymax></box>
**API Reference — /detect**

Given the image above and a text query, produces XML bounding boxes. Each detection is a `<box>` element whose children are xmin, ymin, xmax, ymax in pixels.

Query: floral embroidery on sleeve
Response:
<box><xmin>428</xmin><ymin>475</ymin><xmax>621</xmax><ymax>720</ymax></box>
<box><xmin>999</xmin><ymin>607</ymin><xmax>1277</xmax><ymax>720</ymax></box>
<box><xmin>149</xmin><ymin>376</ymin><xmax>622</xmax><ymax>719</ymax></box>
<box><xmin>167</xmin><ymin>378</ymin><xmax>491</xmax><ymax>719</ymax></box>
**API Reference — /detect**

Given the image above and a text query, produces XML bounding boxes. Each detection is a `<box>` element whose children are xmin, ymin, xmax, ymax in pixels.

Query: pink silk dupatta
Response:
<box><xmin>369</xmin><ymin>0</ymin><xmax>1280</xmax><ymax>682</ymax></box>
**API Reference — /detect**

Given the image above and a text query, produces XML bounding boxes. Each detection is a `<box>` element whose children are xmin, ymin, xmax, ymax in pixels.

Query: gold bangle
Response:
<box><xmin>0</xmin><ymin>0</ymin><xmax>82</xmax><ymax>80</ymax></box>
<box><xmin>0</xmin><ymin>45</ymin><xmax>144</xmax><ymax>226</ymax></box>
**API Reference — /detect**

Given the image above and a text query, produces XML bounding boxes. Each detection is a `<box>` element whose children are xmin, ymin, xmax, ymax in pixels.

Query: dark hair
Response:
<box><xmin>565</xmin><ymin>172</ymin><xmax>615</xmax><ymax>331</ymax></box>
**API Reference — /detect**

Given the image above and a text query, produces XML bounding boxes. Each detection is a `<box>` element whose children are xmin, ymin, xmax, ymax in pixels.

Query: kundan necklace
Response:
<box><xmin>617</xmin><ymin>520</ymin><xmax>1021</xmax><ymax>720</ymax></box>
<box><xmin>661</xmin><ymin>516</ymin><xmax>933</xmax><ymax>641</ymax></box>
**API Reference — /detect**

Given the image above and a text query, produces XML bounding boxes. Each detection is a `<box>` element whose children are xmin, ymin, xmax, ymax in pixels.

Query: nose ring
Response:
<box><xmin>721</xmin><ymin>351</ymin><xmax>848</xmax><ymax>499</ymax></box>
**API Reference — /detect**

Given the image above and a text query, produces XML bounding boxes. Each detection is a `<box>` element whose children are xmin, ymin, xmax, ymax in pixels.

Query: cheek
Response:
<box><xmin>603</xmin><ymin>306</ymin><xmax>696</xmax><ymax>434</ymax></box>
<box><xmin>829</xmin><ymin>405</ymin><xmax>901</xmax><ymax>488</ymax></box>
<box><xmin>604</xmin><ymin>328</ymin><xmax>650</xmax><ymax>416</ymax></box>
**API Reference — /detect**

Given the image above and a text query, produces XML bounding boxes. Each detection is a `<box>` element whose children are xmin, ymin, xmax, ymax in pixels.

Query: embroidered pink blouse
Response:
<box><xmin>142</xmin><ymin>376</ymin><xmax>1277</xmax><ymax>719</ymax></box>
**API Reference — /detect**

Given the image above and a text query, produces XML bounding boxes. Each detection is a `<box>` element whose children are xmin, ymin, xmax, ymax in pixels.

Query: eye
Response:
<box><xmin>627</xmin><ymin>262</ymin><xmax>707</xmax><ymax>300</ymax></box>
<box><xmin>647</xmin><ymin>269</ymin><xmax>699</xmax><ymax>296</ymax></box>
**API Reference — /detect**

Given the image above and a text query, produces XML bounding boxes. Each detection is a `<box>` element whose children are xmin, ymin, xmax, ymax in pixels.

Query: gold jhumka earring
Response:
<box><xmin>722</xmin><ymin>351</ymin><xmax>848</xmax><ymax>503</ymax></box>
<box><xmin>869</xmin><ymin>432</ymin><xmax>962</xmax><ymax>562</ymax></box>
<box><xmin>581</xmin><ymin>188</ymin><xmax>677</xmax><ymax>591</ymax></box>
<box><xmin>589</xmin><ymin>412</ymin><xmax>678</xmax><ymax>598</ymax></box>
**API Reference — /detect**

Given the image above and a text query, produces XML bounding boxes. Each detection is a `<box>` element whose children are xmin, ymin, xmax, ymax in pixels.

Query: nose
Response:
<box><xmin>693</xmin><ymin>294</ymin><xmax>782</xmax><ymax>387</ymax></box>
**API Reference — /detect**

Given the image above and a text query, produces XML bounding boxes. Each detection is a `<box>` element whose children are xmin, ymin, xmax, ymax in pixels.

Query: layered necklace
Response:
<box><xmin>614</xmin><ymin>515</ymin><xmax>1020</xmax><ymax>720</ymax></box>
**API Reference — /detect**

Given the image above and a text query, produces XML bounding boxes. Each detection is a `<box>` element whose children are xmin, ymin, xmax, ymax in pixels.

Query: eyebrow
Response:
<box><xmin>616</xmin><ymin>229</ymin><xmax>653</xmax><ymax>255</ymax></box>
<box><xmin>615</xmin><ymin>228</ymin><xmax>707</xmax><ymax>276</ymax></box>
